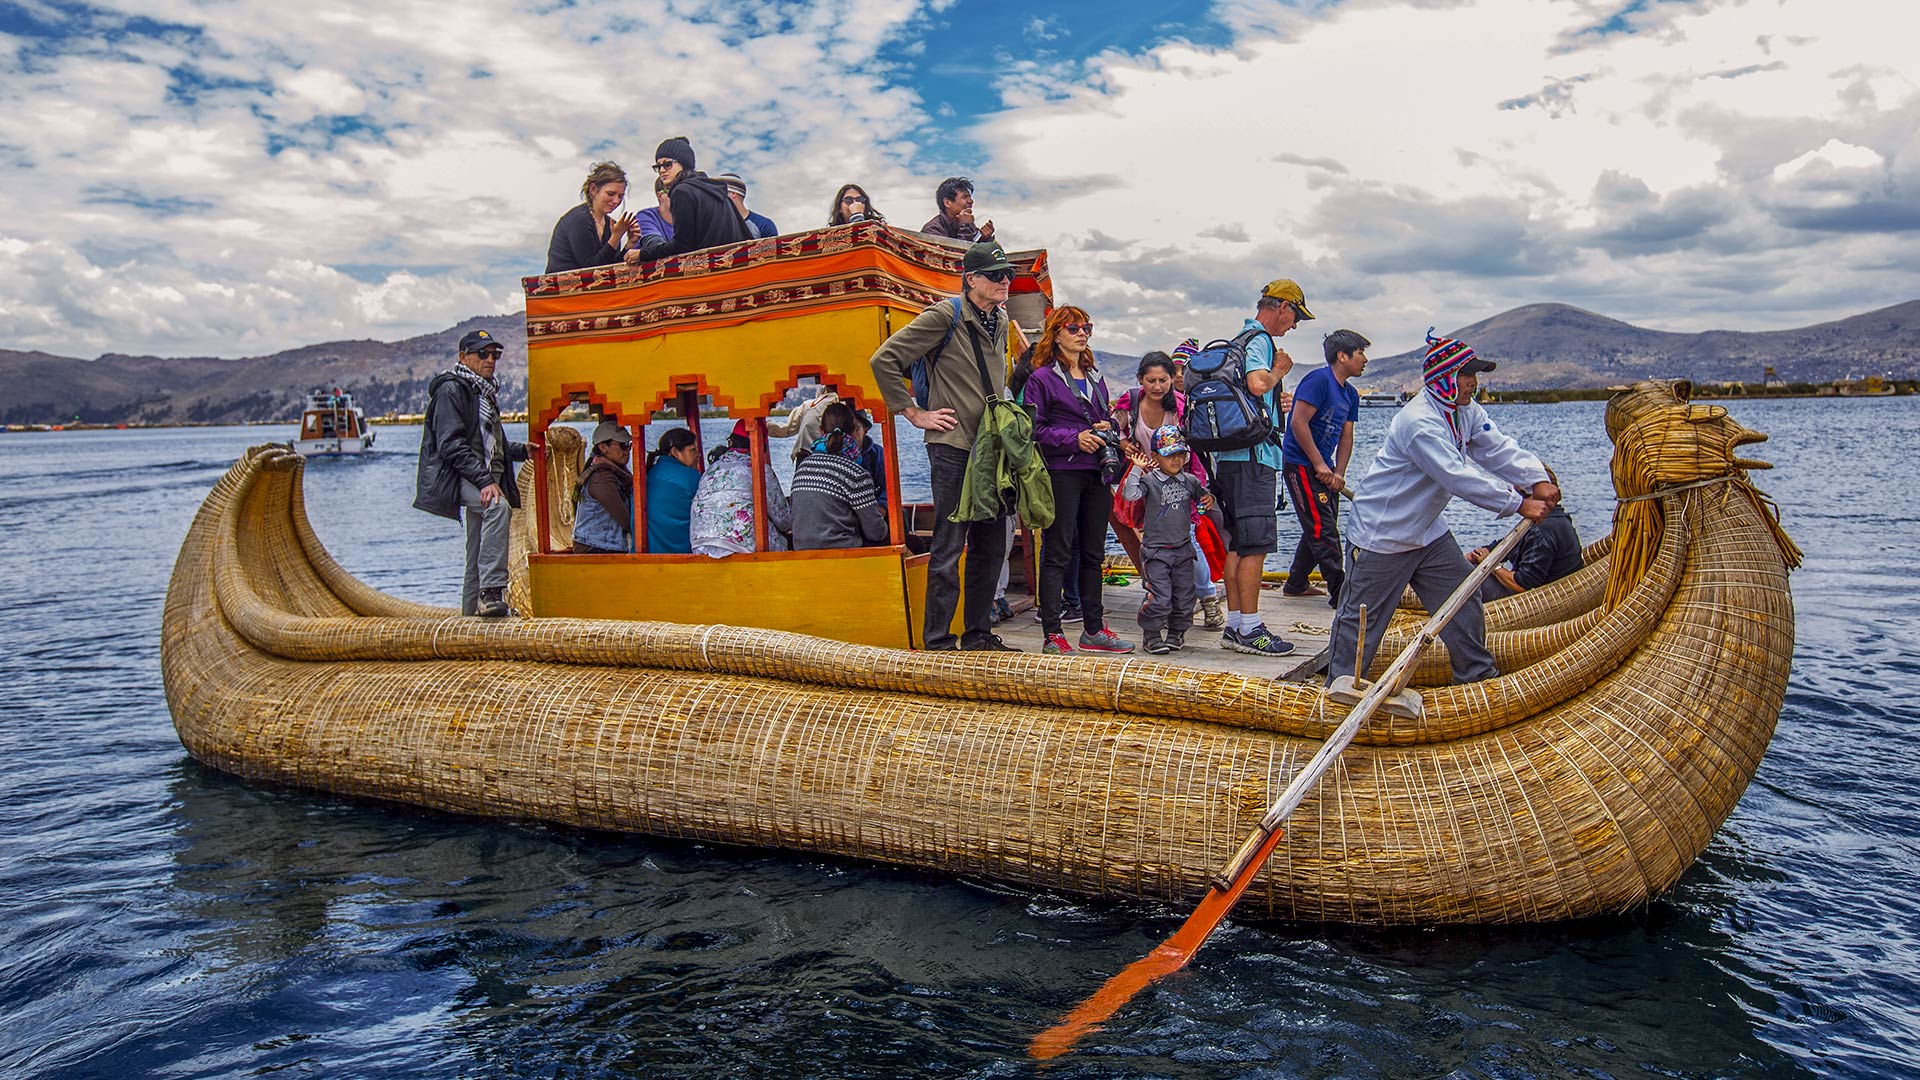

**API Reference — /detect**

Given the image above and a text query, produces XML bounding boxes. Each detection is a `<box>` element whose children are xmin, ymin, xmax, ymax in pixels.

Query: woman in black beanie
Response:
<box><xmin>635</xmin><ymin>136</ymin><xmax>751</xmax><ymax>260</ymax></box>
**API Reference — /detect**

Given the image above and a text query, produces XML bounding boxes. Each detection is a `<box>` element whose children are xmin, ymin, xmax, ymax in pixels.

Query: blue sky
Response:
<box><xmin>0</xmin><ymin>0</ymin><xmax>1915</xmax><ymax>360</ymax></box>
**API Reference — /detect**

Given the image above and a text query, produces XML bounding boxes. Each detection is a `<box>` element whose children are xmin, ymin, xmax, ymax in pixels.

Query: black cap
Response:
<box><xmin>654</xmin><ymin>136</ymin><xmax>695</xmax><ymax>171</ymax></box>
<box><xmin>962</xmin><ymin>240</ymin><xmax>1015</xmax><ymax>275</ymax></box>
<box><xmin>1460</xmin><ymin>356</ymin><xmax>1497</xmax><ymax>375</ymax></box>
<box><xmin>459</xmin><ymin>330</ymin><xmax>504</xmax><ymax>355</ymax></box>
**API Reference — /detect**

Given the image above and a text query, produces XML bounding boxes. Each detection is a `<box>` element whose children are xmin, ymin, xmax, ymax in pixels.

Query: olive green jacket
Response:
<box><xmin>951</xmin><ymin>397</ymin><xmax>1055</xmax><ymax>528</ymax></box>
<box><xmin>868</xmin><ymin>296</ymin><xmax>1008</xmax><ymax>452</ymax></box>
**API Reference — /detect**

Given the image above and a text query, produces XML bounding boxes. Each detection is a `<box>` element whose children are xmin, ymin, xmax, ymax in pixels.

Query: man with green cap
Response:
<box><xmin>869</xmin><ymin>240</ymin><xmax>1019</xmax><ymax>650</ymax></box>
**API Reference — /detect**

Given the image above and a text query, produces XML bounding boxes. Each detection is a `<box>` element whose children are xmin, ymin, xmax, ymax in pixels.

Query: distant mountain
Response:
<box><xmin>1362</xmin><ymin>300</ymin><xmax>1920</xmax><ymax>391</ymax></box>
<box><xmin>6</xmin><ymin>300</ymin><xmax>1914</xmax><ymax>425</ymax></box>
<box><xmin>0</xmin><ymin>315</ymin><xmax>524</xmax><ymax>426</ymax></box>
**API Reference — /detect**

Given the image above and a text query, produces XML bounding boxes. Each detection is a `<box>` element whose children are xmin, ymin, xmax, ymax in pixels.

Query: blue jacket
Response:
<box><xmin>645</xmin><ymin>457</ymin><xmax>701</xmax><ymax>554</ymax></box>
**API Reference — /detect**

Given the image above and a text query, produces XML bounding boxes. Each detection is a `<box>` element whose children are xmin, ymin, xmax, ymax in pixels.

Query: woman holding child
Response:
<box><xmin>1024</xmin><ymin>307</ymin><xmax>1135</xmax><ymax>656</ymax></box>
<box><xmin>1113</xmin><ymin>351</ymin><xmax>1227</xmax><ymax>629</ymax></box>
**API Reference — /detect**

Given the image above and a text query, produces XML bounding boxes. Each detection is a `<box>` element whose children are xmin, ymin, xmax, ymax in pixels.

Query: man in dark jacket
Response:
<box><xmin>1469</xmin><ymin>468</ymin><xmax>1582</xmax><ymax>601</ymax></box>
<box><xmin>413</xmin><ymin>329</ymin><xmax>529</xmax><ymax>617</ymax></box>
<box><xmin>637</xmin><ymin>136</ymin><xmax>752</xmax><ymax>259</ymax></box>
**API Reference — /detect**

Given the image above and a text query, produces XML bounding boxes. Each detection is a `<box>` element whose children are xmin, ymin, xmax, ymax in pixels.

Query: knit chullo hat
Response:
<box><xmin>655</xmin><ymin>136</ymin><xmax>695</xmax><ymax>171</ymax></box>
<box><xmin>1422</xmin><ymin>330</ymin><xmax>1479</xmax><ymax>385</ymax></box>
<box><xmin>1171</xmin><ymin>338</ymin><xmax>1200</xmax><ymax>364</ymax></box>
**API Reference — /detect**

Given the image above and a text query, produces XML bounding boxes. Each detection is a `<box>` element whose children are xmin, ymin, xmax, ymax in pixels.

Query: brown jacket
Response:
<box><xmin>868</xmin><ymin>296</ymin><xmax>1009</xmax><ymax>451</ymax></box>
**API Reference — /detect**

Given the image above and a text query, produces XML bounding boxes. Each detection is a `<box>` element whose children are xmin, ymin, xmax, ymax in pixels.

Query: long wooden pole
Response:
<box><xmin>1030</xmin><ymin>515</ymin><xmax>1535</xmax><ymax>1060</ymax></box>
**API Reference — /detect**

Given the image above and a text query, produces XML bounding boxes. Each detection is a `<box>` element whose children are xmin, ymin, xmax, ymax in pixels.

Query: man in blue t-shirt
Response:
<box><xmin>1280</xmin><ymin>329</ymin><xmax>1368</xmax><ymax>606</ymax></box>
<box><xmin>1211</xmin><ymin>278</ymin><xmax>1311</xmax><ymax>657</ymax></box>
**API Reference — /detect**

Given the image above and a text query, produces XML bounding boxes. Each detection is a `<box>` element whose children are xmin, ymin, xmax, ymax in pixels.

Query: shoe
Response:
<box><xmin>1240</xmin><ymin>625</ymin><xmax>1297</xmax><ymax>656</ymax></box>
<box><xmin>992</xmin><ymin>597</ymin><xmax>1014</xmax><ymax>624</ymax></box>
<box><xmin>1166</xmin><ymin>632</ymin><xmax>1186</xmax><ymax>651</ymax></box>
<box><xmin>1221</xmin><ymin>626</ymin><xmax>1244</xmax><ymax>652</ymax></box>
<box><xmin>1043</xmin><ymin>633</ymin><xmax>1074</xmax><ymax>654</ymax></box>
<box><xmin>1061</xmin><ymin>604</ymin><xmax>1083</xmax><ymax>624</ymax></box>
<box><xmin>1146</xmin><ymin>636</ymin><xmax>1175</xmax><ymax>655</ymax></box>
<box><xmin>1281</xmin><ymin>584</ymin><xmax>1326</xmax><ymax>597</ymax></box>
<box><xmin>962</xmin><ymin>634</ymin><xmax>1019</xmax><ymax>652</ymax></box>
<box><xmin>475</xmin><ymin>587</ymin><xmax>510</xmax><ymax>618</ymax></box>
<box><xmin>1198</xmin><ymin>595</ymin><xmax>1225</xmax><ymax>629</ymax></box>
<box><xmin>1078</xmin><ymin>625</ymin><xmax>1135</xmax><ymax>654</ymax></box>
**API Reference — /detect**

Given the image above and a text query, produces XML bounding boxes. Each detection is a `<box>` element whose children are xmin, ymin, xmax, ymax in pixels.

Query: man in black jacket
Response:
<box><xmin>413</xmin><ymin>329</ymin><xmax>529</xmax><ymax>617</ymax></box>
<box><xmin>636</xmin><ymin>136</ymin><xmax>752</xmax><ymax>259</ymax></box>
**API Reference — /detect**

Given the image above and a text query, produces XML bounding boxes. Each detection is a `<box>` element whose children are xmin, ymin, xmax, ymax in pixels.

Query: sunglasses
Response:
<box><xmin>478</xmin><ymin>348</ymin><xmax>503</xmax><ymax>359</ymax></box>
<box><xmin>1060</xmin><ymin>323</ymin><xmax>1094</xmax><ymax>335</ymax></box>
<box><xmin>977</xmin><ymin>268</ymin><xmax>1015</xmax><ymax>283</ymax></box>
<box><xmin>650</xmin><ymin>161</ymin><xmax>677</xmax><ymax>172</ymax></box>
<box><xmin>841</xmin><ymin>194</ymin><xmax>866</xmax><ymax>205</ymax></box>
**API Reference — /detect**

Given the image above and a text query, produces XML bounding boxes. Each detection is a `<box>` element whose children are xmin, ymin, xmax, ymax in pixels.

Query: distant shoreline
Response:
<box><xmin>5</xmin><ymin>382</ymin><xmax>1912</xmax><ymax>433</ymax></box>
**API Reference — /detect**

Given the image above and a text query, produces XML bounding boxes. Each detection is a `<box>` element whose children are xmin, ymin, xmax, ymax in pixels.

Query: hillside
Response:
<box><xmin>1362</xmin><ymin>300</ymin><xmax>1920</xmax><ymax>391</ymax></box>
<box><xmin>4</xmin><ymin>300</ymin><xmax>1914</xmax><ymax>425</ymax></box>
<box><xmin>0</xmin><ymin>315</ymin><xmax>525</xmax><ymax>426</ymax></box>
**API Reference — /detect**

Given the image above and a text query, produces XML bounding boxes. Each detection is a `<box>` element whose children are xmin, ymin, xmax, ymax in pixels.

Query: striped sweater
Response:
<box><xmin>791</xmin><ymin>451</ymin><xmax>888</xmax><ymax>550</ymax></box>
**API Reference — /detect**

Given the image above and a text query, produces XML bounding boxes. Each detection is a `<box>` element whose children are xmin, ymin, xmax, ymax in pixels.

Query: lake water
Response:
<box><xmin>1</xmin><ymin>397</ymin><xmax>1915</xmax><ymax>1077</ymax></box>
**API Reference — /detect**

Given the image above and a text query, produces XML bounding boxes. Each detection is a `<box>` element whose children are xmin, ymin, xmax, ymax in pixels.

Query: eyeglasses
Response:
<box><xmin>977</xmin><ymin>268</ymin><xmax>1015</xmax><ymax>283</ymax></box>
<box><xmin>651</xmin><ymin>160</ymin><xmax>677</xmax><ymax>173</ymax></box>
<box><xmin>1060</xmin><ymin>323</ymin><xmax>1094</xmax><ymax>335</ymax></box>
<box><xmin>840</xmin><ymin>194</ymin><xmax>866</xmax><ymax>205</ymax></box>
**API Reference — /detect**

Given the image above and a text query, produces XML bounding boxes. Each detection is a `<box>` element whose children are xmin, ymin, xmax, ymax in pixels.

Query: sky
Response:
<box><xmin>1</xmin><ymin>0</ymin><xmax>1916</xmax><ymax>360</ymax></box>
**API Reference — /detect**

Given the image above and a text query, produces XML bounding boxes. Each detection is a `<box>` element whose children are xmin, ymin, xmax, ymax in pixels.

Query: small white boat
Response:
<box><xmin>291</xmin><ymin>388</ymin><xmax>375</xmax><ymax>456</ymax></box>
<box><xmin>1357</xmin><ymin>390</ymin><xmax>1408</xmax><ymax>407</ymax></box>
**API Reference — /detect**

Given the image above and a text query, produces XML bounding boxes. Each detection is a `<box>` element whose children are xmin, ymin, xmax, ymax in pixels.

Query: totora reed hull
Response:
<box><xmin>161</xmin><ymin>381</ymin><xmax>1797</xmax><ymax>925</ymax></box>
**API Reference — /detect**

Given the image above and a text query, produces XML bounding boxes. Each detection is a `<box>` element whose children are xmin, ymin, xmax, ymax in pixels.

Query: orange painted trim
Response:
<box><xmin>532</xmin><ymin>384</ymin><xmax>639</xmax><ymax>433</ymax></box>
<box><xmin>529</xmin><ymin>545</ymin><xmax>911</xmax><ymax>565</ymax></box>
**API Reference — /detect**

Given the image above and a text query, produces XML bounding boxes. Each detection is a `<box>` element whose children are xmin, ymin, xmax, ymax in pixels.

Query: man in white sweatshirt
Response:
<box><xmin>1328</xmin><ymin>331</ymin><xmax>1559</xmax><ymax>686</ymax></box>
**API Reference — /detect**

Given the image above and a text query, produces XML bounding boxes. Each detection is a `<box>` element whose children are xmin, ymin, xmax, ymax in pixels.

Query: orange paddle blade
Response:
<box><xmin>1028</xmin><ymin>825</ymin><xmax>1286</xmax><ymax>1060</ymax></box>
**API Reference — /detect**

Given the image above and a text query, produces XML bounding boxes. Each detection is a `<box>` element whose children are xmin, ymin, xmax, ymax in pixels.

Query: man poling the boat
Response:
<box><xmin>1328</xmin><ymin>330</ymin><xmax>1559</xmax><ymax>685</ymax></box>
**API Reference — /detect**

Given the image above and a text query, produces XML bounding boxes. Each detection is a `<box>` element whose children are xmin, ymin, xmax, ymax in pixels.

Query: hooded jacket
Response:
<box><xmin>657</xmin><ymin>173</ymin><xmax>753</xmax><ymax>257</ymax></box>
<box><xmin>413</xmin><ymin>369</ymin><xmax>528</xmax><ymax>520</ymax></box>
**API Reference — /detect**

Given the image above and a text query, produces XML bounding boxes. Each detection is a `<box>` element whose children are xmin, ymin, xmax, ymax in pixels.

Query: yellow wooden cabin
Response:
<box><xmin>519</xmin><ymin>222</ymin><xmax>1053</xmax><ymax>649</ymax></box>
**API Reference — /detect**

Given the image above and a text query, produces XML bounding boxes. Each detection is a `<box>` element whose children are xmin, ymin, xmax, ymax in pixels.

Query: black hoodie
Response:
<box><xmin>656</xmin><ymin>172</ymin><xmax>753</xmax><ymax>257</ymax></box>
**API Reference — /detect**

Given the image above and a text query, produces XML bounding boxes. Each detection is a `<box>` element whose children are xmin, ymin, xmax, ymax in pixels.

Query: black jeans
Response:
<box><xmin>926</xmin><ymin>443</ymin><xmax>1010</xmax><ymax>649</ymax></box>
<box><xmin>1040</xmin><ymin>468</ymin><xmax>1109</xmax><ymax>636</ymax></box>
<box><xmin>1283</xmin><ymin>462</ymin><xmax>1344</xmax><ymax>601</ymax></box>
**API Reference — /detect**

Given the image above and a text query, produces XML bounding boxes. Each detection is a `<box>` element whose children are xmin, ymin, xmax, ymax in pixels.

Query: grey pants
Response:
<box><xmin>1138</xmin><ymin>544</ymin><xmax>1196</xmax><ymax>637</ymax></box>
<box><xmin>459</xmin><ymin>480</ymin><xmax>513</xmax><ymax>615</ymax></box>
<box><xmin>1327</xmin><ymin>532</ymin><xmax>1498</xmax><ymax>686</ymax></box>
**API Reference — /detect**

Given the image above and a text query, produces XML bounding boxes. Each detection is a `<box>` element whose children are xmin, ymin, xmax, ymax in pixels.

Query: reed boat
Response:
<box><xmin>161</xmin><ymin>224</ymin><xmax>1800</xmax><ymax>925</ymax></box>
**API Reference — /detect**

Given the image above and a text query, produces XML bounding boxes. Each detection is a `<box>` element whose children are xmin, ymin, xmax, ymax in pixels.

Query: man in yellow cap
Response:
<box><xmin>1212</xmin><ymin>278</ymin><xmax>1313</xmax><ymax>656</ymax></box>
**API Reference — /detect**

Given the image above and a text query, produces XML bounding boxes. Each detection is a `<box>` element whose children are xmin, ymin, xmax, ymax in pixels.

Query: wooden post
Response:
<box><xmin>678</xmin><ymin>387</ymin><xmax>705</xmax><ymax>461</ymax></box>
<box><xmin>531</xmin><ymin>429</ymin><xmax>551</xmax><ymax>556</ymax></box>
<box><xmin>629</xmin><ymin>420</ymin><xmax>647</xmax><ymax>554</ymax></box>
<box><xmin>750</xmin><ymin>416</ymin><xmax>770</xmax><ymax>552</ymax></box>
<box><xmin>880</xmin><ymin>404</ymin><xmax>905</xmax><ymax>546</ymax></box>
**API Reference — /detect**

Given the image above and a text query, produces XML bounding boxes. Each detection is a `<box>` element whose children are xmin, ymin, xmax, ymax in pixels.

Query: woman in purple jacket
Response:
<box><xmin>1023</xmin><ymin>306</ymin><xmax>1135</xmax><ymax>655</ymax></box>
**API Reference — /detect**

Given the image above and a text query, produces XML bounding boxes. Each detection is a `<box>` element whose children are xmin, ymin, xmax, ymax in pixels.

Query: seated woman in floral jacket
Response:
<box><xmin>689</xmin><ymin>420</ymin><xmax>791</xmax><ymax>557</ymax></box>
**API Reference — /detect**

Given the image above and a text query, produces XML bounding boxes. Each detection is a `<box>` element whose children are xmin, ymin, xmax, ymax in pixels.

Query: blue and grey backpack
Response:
<box><xmin>1182</xmin><ymin>327</ymin><xmax>1275</xmax><ymax>452</ymax></box>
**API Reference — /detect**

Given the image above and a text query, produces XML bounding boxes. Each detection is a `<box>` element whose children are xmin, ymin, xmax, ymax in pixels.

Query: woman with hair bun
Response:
<box><xmin>790</xmin><ymin>402</ymin><xmax>887</xmax><ymax>550</ymax></box>
<box><xmin>644</xmin><ymin>427</ymin><xmax>702</xmax><ymax>554</ymax></box>
<box><xmin>546</xmin><ymin>161</ymin><xmax>635</xmax><ymax>273</ymax></box>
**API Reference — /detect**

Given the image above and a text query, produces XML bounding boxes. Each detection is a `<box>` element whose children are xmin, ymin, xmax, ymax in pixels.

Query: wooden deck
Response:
<box><xmin>990</xmin><ymin>580</ymin><xmax>1337</xmax><ymax>682</ymax></box>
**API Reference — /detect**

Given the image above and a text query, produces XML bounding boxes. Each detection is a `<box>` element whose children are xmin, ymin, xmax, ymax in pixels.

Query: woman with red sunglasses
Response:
<box><xmin>1020</xmin><ymin>306</ymin><xmax>1135</xmax><ymax>655</ymax></box>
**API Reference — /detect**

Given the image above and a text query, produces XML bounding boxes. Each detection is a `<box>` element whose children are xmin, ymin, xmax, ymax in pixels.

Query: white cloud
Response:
<box><xmin>967</xmin><ymin>0</ymin><xmax>1920</xmax><ymax>356</ymax></box>
<box><xmin>0</xmin><ymin>0</ymin><xmax>1914</xmax><ymax>365</ymax></box>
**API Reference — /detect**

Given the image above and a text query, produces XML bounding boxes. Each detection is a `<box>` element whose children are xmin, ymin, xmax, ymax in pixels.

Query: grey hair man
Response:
<box><xmin>868</xmin><ymin>240</ymin><xmax>1018</xmax><ymax>651</ymax></box>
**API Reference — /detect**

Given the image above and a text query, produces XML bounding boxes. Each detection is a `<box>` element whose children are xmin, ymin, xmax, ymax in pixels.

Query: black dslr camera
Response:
<box><xmin>1093</xmin><ymin>427</ymin><xmax>1126</xmax><ymax>485</ymax></box>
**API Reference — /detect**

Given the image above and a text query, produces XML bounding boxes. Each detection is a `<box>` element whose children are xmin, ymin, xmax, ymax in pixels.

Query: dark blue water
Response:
<box><xmin>2</xmin><ymin>399</ymin><xmax>1915</xmax><ymax>1078</ymax></box>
